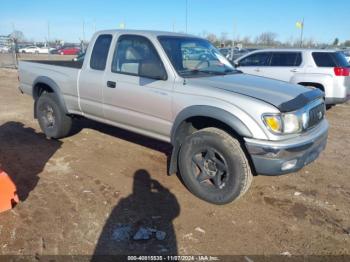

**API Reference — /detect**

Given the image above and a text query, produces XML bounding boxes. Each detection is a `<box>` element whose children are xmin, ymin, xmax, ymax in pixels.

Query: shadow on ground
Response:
<box><xmin>0</xmin><ymin>121</ymin><xmax>61</xmax><ymax>201</ymax></box>
<box><xmin>92</xmin><ymin>169</ymin><xmax>180</xmax><ymax>260</ymax></box>
<box><xmin>72</xmin><ymin>118</ymin><xmax>172</xmax><ymax>156</ymax></box>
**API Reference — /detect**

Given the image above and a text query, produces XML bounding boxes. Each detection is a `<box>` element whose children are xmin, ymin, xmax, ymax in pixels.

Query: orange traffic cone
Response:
<box><xmin>0</xmin><ymin>169</ymin><xmax>19</xmax><ymax>213</ymax></box>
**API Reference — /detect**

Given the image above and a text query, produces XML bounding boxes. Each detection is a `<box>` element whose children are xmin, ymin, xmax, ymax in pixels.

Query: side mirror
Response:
<box><xmin>233</xmin><ymin>61</ymin><xmax>239</xmax><ymax>68</ymax></box>
<box><xmin>139</xmin><ymin>61</ymin><xmax>167</xmax><ymax>80</ymax></box>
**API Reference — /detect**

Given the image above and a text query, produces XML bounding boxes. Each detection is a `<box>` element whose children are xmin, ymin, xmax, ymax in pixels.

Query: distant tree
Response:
<box><xmin>206</xmin><ymin>33</ymin><xmax>217</xmax><ymax>43</ymax></box>
<box><xmin>255</xmin><ymin>32</ymin><xmax>278</xmax><ymax>46</ymax></box>
<box><xmin>241</xmin><ymin>36</ymin><xmax>252</xmax><ymax>46</ymax></box>
<box><xmin>304</xmin><ymin>38</ymin><xmax>318</xmax><ymax>48</ymax></box>
<box><xmin>224</xmin><ymin>39</ymin><xmax>233</xmax><ymax>47</ymax></box>
<box><xmin>220</xmin><ymin>32</ymin><xmax>228</xmax><ymax>44</ymax></box>
<box><xmin>9</xmin><ymin>30</ymin><xmax>25</xmax><ymax>42</ymax></box>
<box><xmin>343</xmin><ymin>40</ymin><xmax>350</xmax><ymax>47</ymax></box>
<box><xmin>206</xmin><ymin>33</ymin><xmax>221</xmax><ymax>46</ymax></box>
<box><xmin>333</xmin><ymin>38</ymin><xmax>339</xmax><ymax>46</ymax></box>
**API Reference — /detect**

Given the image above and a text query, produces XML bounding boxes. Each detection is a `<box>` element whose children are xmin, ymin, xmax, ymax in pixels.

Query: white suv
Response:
<box><xmin>234</xmin><ymin>49</ymin><xmax>350</xmax><ymax>105</ymax></box>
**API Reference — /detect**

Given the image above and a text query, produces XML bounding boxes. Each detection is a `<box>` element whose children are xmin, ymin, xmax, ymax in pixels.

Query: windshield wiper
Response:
<box><xmin>181</xmin><ymin>69</ymin><xmax>228</xmax><ymax>76</ymax></box>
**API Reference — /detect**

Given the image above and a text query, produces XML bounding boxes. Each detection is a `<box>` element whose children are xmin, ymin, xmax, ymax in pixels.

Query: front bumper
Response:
<box><xmin>245</xmin><ymin>120</ymin><xmax>329</xmax><ymax>176</ymax></box>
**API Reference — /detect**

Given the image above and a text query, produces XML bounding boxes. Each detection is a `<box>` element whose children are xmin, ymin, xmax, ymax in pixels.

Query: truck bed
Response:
<box><xmin>25</xmin><ymin>60</ymin><xmax>83</xmax><ymax>69</ymax></box>
<box><xmin>18</xmin><ymin>60</ymin><xmax>82</xmax><ymax>114</ymax></box>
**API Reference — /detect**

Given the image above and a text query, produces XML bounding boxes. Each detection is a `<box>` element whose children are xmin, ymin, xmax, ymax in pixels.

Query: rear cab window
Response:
<box><xmin>269</xmin><ymin>52</ymin><xmax>302</xmax><ymax>67</ymax></box>
<box><xmin>312</xmin><ymin>52</ymin><xmax>350</xmax><ymax>67</ymax></box>
<box><xmin>90</xmin><ymin>34</ymin><xmax>113</xmax><ymax>70</ymax></box>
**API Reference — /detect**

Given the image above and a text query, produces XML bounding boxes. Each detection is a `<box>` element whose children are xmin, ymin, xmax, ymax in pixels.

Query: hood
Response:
<box><xmin>187</xmin><ymin>73</ymin><xmax>324</xmax><ymax>112</ymax></box>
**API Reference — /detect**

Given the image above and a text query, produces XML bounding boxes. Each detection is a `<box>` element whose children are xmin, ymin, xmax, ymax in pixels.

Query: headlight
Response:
<box><xmin>283</xmin><ymin>113</ymin><xmax>301</xmax><ymax>133</ymax></box>
<box><xmin>263</xmin><ymin>112</ymin><xmax>302</xmax><ymax>134</ymax></box>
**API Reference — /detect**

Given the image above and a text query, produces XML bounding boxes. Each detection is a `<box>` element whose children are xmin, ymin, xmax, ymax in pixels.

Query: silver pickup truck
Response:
<box><xmin>18</xmin><ymin>30</ymin><xmax>328</xmax><ymax>204</ymax></box>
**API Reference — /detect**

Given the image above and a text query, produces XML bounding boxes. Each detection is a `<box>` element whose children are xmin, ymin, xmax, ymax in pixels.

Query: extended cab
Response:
<box><xmin>18</xmin><ymin>30</ymin><xmax>328</xmax><ymax>204</ymax></box>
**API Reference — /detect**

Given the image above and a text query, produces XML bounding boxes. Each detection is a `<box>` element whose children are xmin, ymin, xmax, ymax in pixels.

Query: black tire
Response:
<box><xmin>178</xmin><ymin>127</ymin><xmax>252</xmax><ymax>204</ymax></box>
<box><xmin>36</xmin><ymin>93</ymin><xmax>72</xmax><ymax>139</ymax></box>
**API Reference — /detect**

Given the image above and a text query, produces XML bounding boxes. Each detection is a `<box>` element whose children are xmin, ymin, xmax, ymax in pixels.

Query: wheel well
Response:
<box><xmin>187</xmin><ymin>116</ymin><xmax>242</xmax><ymax>140</ymax></box>
<box><xmin>298</xmin><ymin>82</ymin><xmax>325</xmax><ymax>92</ymax></box>
<box><xmin>168</xmin><ymin>116</ymin><xmax>245</xmax><ymax>175</ymax></box>
<box><xmin>33</xmin><ymin>82</ymin><xmax>54</xmax><ymax>101</ymax></box>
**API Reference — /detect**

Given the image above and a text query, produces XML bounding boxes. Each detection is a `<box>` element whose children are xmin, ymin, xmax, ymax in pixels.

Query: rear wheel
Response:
<box><xmin>36</xmin><ymin>93</ymin><xmax>72</xmax><ymax>139</ymax></box>
<box><xmin>178</xmin><ymin>127</ymin><xmax>253</xmax><ymax>204</ymax></box>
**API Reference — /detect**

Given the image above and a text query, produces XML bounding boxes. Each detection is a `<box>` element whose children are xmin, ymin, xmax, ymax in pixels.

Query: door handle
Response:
<box><xmin>290</xmin><ymin>69</ymin><xmax>298</xmax><ymax>73</ymax></box>
<box><xmin>254</xmin><ymin>68</ymin><xmax>260</xmax><ymax>72</ymax></box>
<box><xmin>107</xmin><ymin>81</ymin><xmax>116</xmax><ymax>88</ymax></box>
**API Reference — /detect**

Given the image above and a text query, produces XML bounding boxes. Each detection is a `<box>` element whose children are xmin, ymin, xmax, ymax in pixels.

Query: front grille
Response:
<box><xmin>308</xmin><ymin>103</ymin><xmax>325</xmax><ymax>128</ymax></box>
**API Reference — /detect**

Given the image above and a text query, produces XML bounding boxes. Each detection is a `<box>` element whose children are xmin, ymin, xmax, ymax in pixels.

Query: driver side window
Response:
<box><xmin>111</xmin><ymin>35</ymin><xmax>166</xmax><ymax>79</ymax></box>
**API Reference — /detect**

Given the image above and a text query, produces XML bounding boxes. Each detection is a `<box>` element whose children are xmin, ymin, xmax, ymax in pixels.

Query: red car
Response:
<box><xmin>59</xmin><ymin>47</ymin><xmax>80</xmax><ymax>55</ymax></box>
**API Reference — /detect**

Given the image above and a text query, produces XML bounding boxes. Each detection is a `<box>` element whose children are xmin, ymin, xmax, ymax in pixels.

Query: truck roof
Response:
<box><xmin>96</xmin><ymin>29</ymin><xmax>199</xmax><ymax>38</ymax></box>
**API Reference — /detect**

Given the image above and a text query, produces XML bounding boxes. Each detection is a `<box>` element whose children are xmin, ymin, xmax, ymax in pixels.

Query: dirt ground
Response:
<box><xmin>0</xmin><ymin>67</ymin><xmax>349</xmax><ymax>258</ymax></box>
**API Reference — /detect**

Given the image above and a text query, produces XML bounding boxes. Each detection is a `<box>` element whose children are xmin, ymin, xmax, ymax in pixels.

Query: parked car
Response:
<box><xmin>18</xmin><ymin>30</ymin><xmax>328</xmax><ymax>204</ymax></box>
<box><xmin>59</xmin><ymin>47</ymin><xmax>80</xmax><ymax>55</ymax></box>
<box><xmin>231</xmin><ymin>48</ymin><xmax>254</xmax><ymax>61</ymax></box>
<box><xmin>182</xmin><ymin>47</ymin><xmax>210</xmax><ymax>60</ymax></box>
<box><xmin>219</xmin><ymin>48</ymin><xmax>257</xmax><ymax>63</ymax></box>
<box><xmin>219</xmin><ymin>47</ymin><xmax>231</xmax><ymax>57</ymax></box>
<box><xmin>234</xmin><ymin>49</ymin><xmax>350</xmax><ymax>106</ymax></box>
<box><xmin>0</xmin><ymin>46</ymin><xmax>10</xmax><ymax>53</ymax></box>
<box><xmin>19</xmin><ymin>46</ymin><xmax>49</xmax><ymax>54</ymax></box>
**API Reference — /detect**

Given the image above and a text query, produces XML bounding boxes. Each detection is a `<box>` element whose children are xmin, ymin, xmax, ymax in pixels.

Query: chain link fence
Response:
<box><xmin>0</xmin><ymin>36</ymin><xmax>17</xmax><ymax>68</ymax></box>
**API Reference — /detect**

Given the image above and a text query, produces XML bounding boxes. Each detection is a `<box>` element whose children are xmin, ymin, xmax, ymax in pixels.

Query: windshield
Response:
<box><xmin>158</xmin><ymin>36</ymin><xmax>236</xmax><ymax>78</ymax></box>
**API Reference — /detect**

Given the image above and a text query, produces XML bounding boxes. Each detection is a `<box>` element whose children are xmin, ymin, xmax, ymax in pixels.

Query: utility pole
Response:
<box><xmin>185</xmin><ymin>0</ymin><xmax>188</xmax><ymax>33</ymax></box>
<box><xmin>93</xmin><ymin>19</ymin><xmax>96</xmax><ymax>33</ymax></box>
<box><xmin>47</xmin><ymin>21</ymin><xmax>50</xmax><ymax>46</ymax></box>
<box><xmin>82</xmin><ymin>20</ymin><xmax>85</xmax><ymax>43</ymax></box>
<box><xmin>231</xmin><ymin>20</ymin><xmax>235</xmax><ymax>60</ymax></box>
<box><xmin>172</xmin><ymin>18</ymin><xmax>176</xmax><ymax>32</ymax></box>
<box><xmin>300</xmin><ymin>18</ymin><xmax>304</xmax><ymax>47</ymax></box>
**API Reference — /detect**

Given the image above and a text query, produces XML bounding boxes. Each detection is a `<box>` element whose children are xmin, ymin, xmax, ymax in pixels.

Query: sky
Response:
<box><xmin>0</xmin><ymin>0</ymin><xmax>349</xmax><ymax>43</ymax></box>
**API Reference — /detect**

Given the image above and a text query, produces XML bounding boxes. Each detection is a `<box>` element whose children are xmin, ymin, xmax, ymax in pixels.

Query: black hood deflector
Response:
<box><xmin>278</xmin><ymin>88</ymin><xmax>324</xmax><ymax>112</ymax></box>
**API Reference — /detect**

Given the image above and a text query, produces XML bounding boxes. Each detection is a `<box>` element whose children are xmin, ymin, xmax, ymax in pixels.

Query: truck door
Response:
<box><xmin>78</xmin><ymin>34</ymin><xmax>113</xmax><ymax>118</ymax></box>
<box><xmin>102</xmin><ymin>34</ymin><xmax>173</xmax><ymax>140</ymax></box>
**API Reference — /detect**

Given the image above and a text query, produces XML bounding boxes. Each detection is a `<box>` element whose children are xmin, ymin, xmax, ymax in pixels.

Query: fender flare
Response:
<box><xmin>168</xmin><ymin>105</ymin><xmax>252</xmax><ymax>175</ymax></box>
<box><xmin>171</xmin><ymin>105</ymin><xmax>252</xmax><ymax>144</ymax></box>
<box><xmin>33</xmin><ymin>76</ymin><xmax>68</xmax><ymax>114</ymax></box>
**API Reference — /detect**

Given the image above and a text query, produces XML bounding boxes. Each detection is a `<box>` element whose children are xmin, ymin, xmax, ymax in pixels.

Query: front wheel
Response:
<box><xmin>36</xmin><ymin>93</ymin><xmax>72</xmax><ymax>139</ymax></box>
<box><xmin>178</xmin><ymin>127</ymin><xmax>253</xmax><ymax>204</ymax></box>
